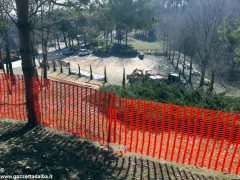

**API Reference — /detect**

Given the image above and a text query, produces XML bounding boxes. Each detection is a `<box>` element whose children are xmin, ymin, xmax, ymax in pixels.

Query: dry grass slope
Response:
<box><xmin>0</xmin><ymin>119</ymin><xmax>237</xmax><ymax>179</ymax></box>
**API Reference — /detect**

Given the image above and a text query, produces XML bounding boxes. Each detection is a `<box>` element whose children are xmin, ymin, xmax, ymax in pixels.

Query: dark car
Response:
<box><xmin>168</xmin><ymin>72</ymin><xmax>187</xmax><ymax>86</ymax></box>
<box><xmin>79</xmin><ymin>49</ymin><xmax>90</xmax><ymax>56</ymax></box>
<box><xmin>168</xmin><ymin>73</ymin><xmax>179</xmax><ymax>83</ymax></box>
<box><xmin>138</xmin><ymin>52</ymin><xmax>144</xmax><ymax>60</ymax></box>
<box><xmin>62</xmin><ymin>48</ymin><xmax>74</xmax><ymax>55</ymax></box>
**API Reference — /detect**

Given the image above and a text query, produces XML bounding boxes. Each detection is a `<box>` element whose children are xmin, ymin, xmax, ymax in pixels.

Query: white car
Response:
<box><xmin>185</xmin><ymin>62</ymin><xmax>191</xmax><ymax>69</ymax></box>
<box><xmin>79</xmin><ymin>49</ymin><xmax>90</xmax><ymax>56</ymax></box>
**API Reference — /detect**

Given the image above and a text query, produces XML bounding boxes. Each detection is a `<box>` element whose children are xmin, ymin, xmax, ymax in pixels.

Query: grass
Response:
<box><xmin>127</xmin><ymin>38</ymin><xmax>163</xmax><ymax>50</ymax></box>
<box><xmin>112</xmin><ymin>37</ymin><xmax>163</xmax><ymax>51</ymax></box>
<box><xmin>0</xmin><ymin>119</ymin><xmax>236</xmax><ymax>179</ymax></box>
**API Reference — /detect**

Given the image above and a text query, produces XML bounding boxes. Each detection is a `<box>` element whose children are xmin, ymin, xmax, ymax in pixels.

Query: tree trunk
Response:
<box><xmin>182</xmin><ymin>54</ymin><xmax>186</xmax><ymax>76</ymax></box>
<box><xmin>118</xmin><ymin>29</ymin><xmax>122</xmax><ymax>46</ymax></box>
<box><xmin>63</xmin><ymin>35</ymin><xmax>68</xmax><ymax>48</ymax></box>
<box><xmin>176</xmin><ymin>51</ymin><xmax>180</xmax><ymax>70</ymax></box>
<box><xmin>165</xmin><ymin>36</ymin><xmax>169</xmax><ymax>57</ymax></box>
<box><xmin>31</xmin><ymin>30</ymin><xmax>36</xmax><ymax>68</ymax></box>
<box><xmin>189</xmin><ymin>56</ymin><xmax>193</xmax><ymax>85</ymax></box>
<box><xmin>68</xmin><ymin>37</ymin><xmax>72</xmax><ymax>49</ymax></box>
<box><xmin>199</xmin><ymin>67</ymin><xmax>206</xmax><ymax>88</ymax></box>
<box><xmin>125</xmin><ymin>30</ymin><xmax>128</xmax><ymax>47</ymax></box>
<box><xmin>6</xmin><ymin>60</ymin><xmax>9</xmax><ymax>74</ymax></box>
<box><xmin>104</xmin><ymin>31</ymin><xmax>107</xmax><ymax>40</ymax></box>
<box><xmin>5</xmin><ymin>33</ymin><xmax>13</xmax><ymax>75</ymax></box>
<box><xmin>41</xmin><ymin>5</ymin><xmax>49</xmax><ymax>80</ymax></box>
<box><xmin>163</xmin><ymin>36</ymin><xmax>166</xmax><ymax>52</ymax></box>
<box><xmin>84</xmin><ymin>35</ymin><xmax>87</xmax><ymax>47</ymax></box>
<box><xmin>56</xmin><ymin>35</ymin><xmax>61</xmax><ymax>50</ymax></box>
<box><xmin>209</xmin><ymin>69</ymin><xmax>215</xmax><ymax>92</ymax></box>
<box><xmin>42</xmin><ymin>39</ymin><xmax>48</xmax><ymax>79</ymax></box>
<box><xmin>16</xmin><ymin>0</ymin><xmax>40</xmax><ymax>126</ymax></box>
<box><xmin>110</xmin><ymin>31</ymin><xmax>113</xmax><ymax>44</ymax></box>
<box><xmin>168</xmin><ymin>42</ymin><xmax>172</xmax><ymax>61</ymax></box>
<box><xmin>31</xmin><ymin>42</ymin><xmax>37</xmax><ymax>68</ymax></box>
<box><xmin>77</xmin><ymin>38</ymin><xmax>80</xmax><ymax>46</ymax></box>
<box><xmin>106</xmin><ymin>32</ymin><xmax>109</xmax><ymax>47</ymax></box>
<box><xmin>0</xmin><ymin>51</ymin><xmax>6</xmax><ymax>74</ymax></box>
<box><xmin>172</xmin><ymin>50</ymin><xmax>175</xmax><ymax>65</ymax></box>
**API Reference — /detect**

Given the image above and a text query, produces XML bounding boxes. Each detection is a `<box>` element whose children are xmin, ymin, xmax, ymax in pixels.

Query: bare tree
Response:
<box><xmin>187</xmin><ymin>0</ymin><xmax>225</xmax><ymax>87</ymax></box>
<box><xmin>12</xmin><ymin>0</ymin><xmax>95</xmax><ymax>125</ymax></box>
<box><xmin>14</xmin><ymin>0</ymin><xmax>42</xmax><ymax>125</ymax></box>
<box><xmin>39</xmin><ymin>2</ymin><xmax>55</xmax><ymax>80</ymax></box>
<box><xmin>0</xmin><ymin>9</ymin><xmax>14</xmax><ymax>75</ymax></box>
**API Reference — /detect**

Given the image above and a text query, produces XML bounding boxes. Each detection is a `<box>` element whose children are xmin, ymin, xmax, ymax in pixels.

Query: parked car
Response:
<box><xmin>168</xmin><ymin>73</ymin><xmax>180</xmax><ymax>82</ymax></box>
<box><xmin>204</xmin><ymin>78</ymin><xmax>211</xmax><ymax>86</ymax></box>
<box><xmin>168</xmin><ymin>72</ymin><xmax>187</xmax><ymax>86</ymax></box>
<box><xmin>192</xmin><ymin>70</ymin><xmax>201</xmax><ymax>76</ymax></box>
<box><xmin>48</xmin><ymin>43</ymin><xmax>56</xmax><ymax>48</ymax></box>
<box><xmin>185</xmin><ymin>62</ymin><xmax>191</xmax><ymax>69</ymax></box>
<box><xmin>81</xmin><ymin>43</ymin><xmax>91</xmax><ymax>49</ymax></box>
<box><xmin>179</xmin><ymin>58</ymin><xmax>184</xmax><ymax>64</ymax></box>
<box><xmin>138</xmin><ymin>52</ymin><xmax>144</xmax><ymax>60</ymax></box>
<box><xmin>180</xmin><ymin>75</ymin><xmax>187</xmax><ymax>86</ymax></box>
<box><xmin>79</xmin><ymin>49</ymin><xmax>91</xmax><ymax>56</ymax></box>
<box><xmin>62</xmin><ymin>48</ymin><xmax>74</xmax><ymax>55</ymax></box>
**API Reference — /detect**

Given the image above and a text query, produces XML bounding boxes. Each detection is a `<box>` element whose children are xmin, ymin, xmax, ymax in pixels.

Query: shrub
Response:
<box><xmin>101</xmin><ymin>80</ymin><xmax>240</xmax><ymax>113</ymax></box>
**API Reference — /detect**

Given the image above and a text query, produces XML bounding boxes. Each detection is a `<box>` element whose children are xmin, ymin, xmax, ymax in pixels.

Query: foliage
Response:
<box><xmin>219</xmin><ymin>18</ymin><xmax>240</xmax><ymax>63</ymax></box>
<box><xmin>108</xmin><ymin>0</ymin><xmax>155</xmax><ymax>45</ymax></box>
<box><xmin>95</xmin><ymin>43</ymin><xmax>138</xmax><ymax>57</ymax></box>
<box><xmin>101</xmin><ymin>80</ymin><xmax>240</xmax><ymax>113</ymax></box>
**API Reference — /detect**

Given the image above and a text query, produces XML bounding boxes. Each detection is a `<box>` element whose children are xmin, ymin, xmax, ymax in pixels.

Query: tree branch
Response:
<box><xmin>49</xmin><ymin>0</ymin><xmax>72</xmax><ymax>7</ymax></box>
<box><xmin>29</xmin><ymin>0</ymin><xmax>49</xmax><ymax>19</ymax></box>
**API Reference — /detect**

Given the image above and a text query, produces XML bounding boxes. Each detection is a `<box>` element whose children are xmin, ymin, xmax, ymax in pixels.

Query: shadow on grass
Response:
<box><xmin>0</xmin><ymin>120</ymin><xmax>222</xmax><ymax>179</ymax></box>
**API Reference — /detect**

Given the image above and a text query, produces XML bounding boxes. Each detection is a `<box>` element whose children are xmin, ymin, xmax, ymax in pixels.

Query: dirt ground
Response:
<box><xmin>0</xmin><ymin>119</ymin><xmax>236</xmax><ymax>180</ymax></box>
<box><xmin>62</xmin><ymin>54</ymin><xmax>175</xmax><ymax>85</ymax></box>
<box><xmin>61</xmin><ymin>54</ymin><xmax>240</xmax><ymax>96</ymax></box>
<box><xmin>2</xmin><ymin>52</ymin><xmax>240</xmax><ymax>96</ymax></box>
